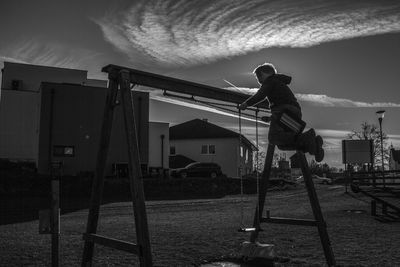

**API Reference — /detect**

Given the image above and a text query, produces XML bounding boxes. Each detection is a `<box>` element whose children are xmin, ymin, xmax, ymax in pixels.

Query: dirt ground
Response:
<box><xmin>0</xmin><ymin>184</ymin><xmax>399</xmax><ymax>266</ymax></box>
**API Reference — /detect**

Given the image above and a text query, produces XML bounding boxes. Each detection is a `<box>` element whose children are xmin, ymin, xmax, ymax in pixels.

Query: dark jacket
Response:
<box><xmin>245</xmin><ymin>74</ymin><xmax>300</xmax><ymax>110</ymax></box>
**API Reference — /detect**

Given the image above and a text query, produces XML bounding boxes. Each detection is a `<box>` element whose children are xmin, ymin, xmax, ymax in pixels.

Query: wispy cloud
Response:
<box><xmin>0</xmin><ymin>39</ymin><xmax>106</xmax><ymax>79</ymax></box>
<box><xmin>222</xmin><ymin>86</ymin><xmax>400</xmax><ymax>108</ymax></box>
<box><xmin>94</xmin><ymin>0</ymin><xmax>400</xmax><ymax>67</ymax></box>
<box><xmin>296</xmin><ymin>94</ymin><xmax>400</xmax><ymax>108</ymax></box>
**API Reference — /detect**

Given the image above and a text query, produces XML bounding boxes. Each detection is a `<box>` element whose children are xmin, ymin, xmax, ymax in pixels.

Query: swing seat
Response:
<box><xmin>240</xmin><ymin>241</ymin><xmax>275</xmax><ymax>261</ymax></box>
<box><xmin>276</xmin><ymin>109</ymin><xmax>306</xmax><ymax>135</ymax></box>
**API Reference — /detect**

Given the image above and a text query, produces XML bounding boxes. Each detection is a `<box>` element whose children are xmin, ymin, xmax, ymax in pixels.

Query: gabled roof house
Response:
<box><xmin>169</xmin><ymin>118</ymin><xmax>257</xmax><ymax>178</ymax></box>
<box><xmin>389</xmin><ymin>148</ymin><xmax>400</xmax><ymax>170</ymax></box>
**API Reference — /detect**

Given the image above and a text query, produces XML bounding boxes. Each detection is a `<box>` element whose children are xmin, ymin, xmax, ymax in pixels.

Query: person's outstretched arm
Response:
<box><xmin>239</xmin><ymin>82</ymin><xmax>272</xmax><ymax>110</ymax></box>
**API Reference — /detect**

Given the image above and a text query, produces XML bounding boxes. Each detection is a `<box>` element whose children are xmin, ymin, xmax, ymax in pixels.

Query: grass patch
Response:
<box><xmin>1</xmin><ymin>185</ymin><xmax>399</xmax><ymax>266</ymax></box>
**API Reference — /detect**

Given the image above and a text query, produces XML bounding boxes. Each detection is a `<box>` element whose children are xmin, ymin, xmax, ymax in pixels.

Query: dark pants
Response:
<box><xmin>268</xmin><ymin>104</ymin><xmax>302</xmax><ymax>150</ymax></box>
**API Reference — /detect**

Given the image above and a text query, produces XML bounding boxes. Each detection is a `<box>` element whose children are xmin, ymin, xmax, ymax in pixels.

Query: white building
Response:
<box><xmin>0</xmin><ymin>61</ymin><xmax>168</xmax><ymax>175</ymax></box>
<box><xmin>389</xmin><ymin>148</ymin><xmax>400</xmax><ymax>170</ymax></box>
<box><xmin>169</xmin><ymin>119</ymin><xmax>256</xmax><ymax>178</ymax></box>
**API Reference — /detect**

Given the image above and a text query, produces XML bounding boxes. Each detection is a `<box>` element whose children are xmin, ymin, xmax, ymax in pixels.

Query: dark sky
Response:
<box><xmin>1</xmin><ymin>0</ymin><xmax>400</xmax><ymax>168</ymax></box>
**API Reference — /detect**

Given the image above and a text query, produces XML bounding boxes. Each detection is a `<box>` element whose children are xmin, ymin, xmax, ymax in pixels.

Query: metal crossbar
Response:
<box><xmin>83</xmin><ymin>234</ymin><xmax>140</xmax><ymax>254</ymax></box>
<box><xmin>102</xmin><ymin>64</ymin><xmax>270</xmax><ymax>109</ymax></box>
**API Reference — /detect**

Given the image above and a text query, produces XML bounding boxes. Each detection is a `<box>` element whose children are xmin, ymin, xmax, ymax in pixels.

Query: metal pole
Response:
<box><xmin>378</xmin><ymin>117</ymin><xmax>385</xmax><ymax>187</ymax></box>
<box><xmin>161</xmin><ymin>134</ymin><xmax>165</xmax><ymax>169</ymax></box>
<box><xmin>161</xmin><ymin>134</ymin><xmax>165</xmax><ymax>177</ymax></box>
<box><xmin>379</xmin><ymin>118</ymin><xmax>384</xmax><ymax>171</ymax></box>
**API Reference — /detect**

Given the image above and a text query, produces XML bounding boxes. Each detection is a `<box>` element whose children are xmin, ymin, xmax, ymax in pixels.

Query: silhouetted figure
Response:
<box><xmin>239</xmin><ymin>63</ymin><xmax>324</xmax><ymax>162</ymax></box>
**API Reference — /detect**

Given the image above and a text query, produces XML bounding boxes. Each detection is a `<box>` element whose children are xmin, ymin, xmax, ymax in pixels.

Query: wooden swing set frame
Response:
<box><xmin>81</xmin><ymin>64</ymin><xmax>336</xmax><ymax>266</ymax></box>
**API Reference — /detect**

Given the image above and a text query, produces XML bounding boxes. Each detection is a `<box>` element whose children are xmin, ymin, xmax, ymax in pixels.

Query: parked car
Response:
<box><xmin>170</xmin><ymin>162</ymin><xmax>223</xmax><ymax>178</ymax></box>
<box><xmin>296</xmin><ymin>175</ymin><xmax>333</xmax><ymax>185</ymax></box>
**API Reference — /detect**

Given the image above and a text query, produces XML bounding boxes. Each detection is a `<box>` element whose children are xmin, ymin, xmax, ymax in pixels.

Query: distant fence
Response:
<box><xmin>349</xmin><ymin>170</ymin><xmax>400</xmax><ymax>187</ymax></box>
<box><xmin>349</xmin><ymin>170</ymin><xmax>400</xmax><ymax>222</ymax></box>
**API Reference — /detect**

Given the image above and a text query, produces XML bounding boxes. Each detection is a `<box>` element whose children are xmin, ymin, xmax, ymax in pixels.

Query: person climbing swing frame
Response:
<box><xmin>239</xmin><ymin>62</ymin><xmax>324</xmax><ymax>163</ymax></box>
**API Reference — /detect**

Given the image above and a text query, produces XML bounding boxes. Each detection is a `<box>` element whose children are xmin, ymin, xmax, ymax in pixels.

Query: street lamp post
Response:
<box><xmin>376</xmin><ymin>110</ymin><xmax>385</xmax><ymax>187</ymax></box>
<box><xmin>376</xmin><ymin>110</ymin><xmax>385</xmax><ymax>171</ymax></box>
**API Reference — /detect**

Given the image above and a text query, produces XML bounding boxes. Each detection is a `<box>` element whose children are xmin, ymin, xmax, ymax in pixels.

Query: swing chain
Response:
<box><xmin>237</xmin><ymin>106</ymin><xmax>262</xmax><ymax>232</ymax></box>
<box><xmin>238</xmin><ymin>106</ymin><xmax>244</xmax><ymax>228</ymax></box>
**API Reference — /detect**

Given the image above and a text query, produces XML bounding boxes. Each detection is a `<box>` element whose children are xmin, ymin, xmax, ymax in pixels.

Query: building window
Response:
<box><xmin>11</xmin><ymin>79</ymin><xmax>23</xmax><ymax>90</ymax></box>
<box><xmin>245</xmin><ymin>149</ymin><xmax>249</xmax><ymax>163</ymax></box>
<box><xmin>240</xmin><ymin>146</ymin><xmax>244</xmax><ymax>157</ymax></box>
<box><xmin>201</xmin><ymin>144</ymin><xmax>216</xmax><ymax>155</ymax></box>
<box><xmin>201</xmin><ymin>145</ymin><xmax>208</xmax><ymax>154</ymax></box>
<box><xmin>209</xmin><ymin>145</ymin><xmax>216</xmax><ymax>154</ymax></box>
<box><xmin>53</xmin><ymin>146</ymin><xmax>75</xmax><ymax>157</ymax></box>
<box><xmin>170</xmin><ymin>146</ymin><xmax>176</xmax><ymax>155</ymax></box>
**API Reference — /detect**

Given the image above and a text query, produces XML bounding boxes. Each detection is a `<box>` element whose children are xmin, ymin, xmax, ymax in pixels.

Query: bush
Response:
<box><xmin>0</xmin><ymin>160</ymin><xmax>260</xmax><ymax>201</ymax></box>
<box><xmin>0</xmin><ymin>159</ymin><xmax>40</xmax><ymax>197</ymax></box>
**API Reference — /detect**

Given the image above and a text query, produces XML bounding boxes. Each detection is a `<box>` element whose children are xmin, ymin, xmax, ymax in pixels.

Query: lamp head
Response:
<box><xmin>376</xmin><ymin>110</ymin><xmax>385</xmax><ymax>119</ymax></box>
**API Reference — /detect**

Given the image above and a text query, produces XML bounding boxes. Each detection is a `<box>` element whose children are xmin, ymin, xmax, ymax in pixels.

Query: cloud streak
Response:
<box><xmin>296</xmin><ymin>94</ymin><xmax>400</xmax><ymax>108</ymax></box>
<box><xmin>222</xmin><ymin>86</ymin><xmax>400</xmax><ymax>108</ymax></box>
<box><xmin>0</xmin><ymin>39</ymin><xmax>106</xmax><ymax>79</ymax></box>
<box><xmin>94</xmin><ymin>0</ymin><xmax>400</xmax><ymax>67</ymax></box>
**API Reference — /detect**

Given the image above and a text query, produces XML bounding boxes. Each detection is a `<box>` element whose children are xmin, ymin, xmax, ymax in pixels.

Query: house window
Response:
<box><xmin>240</xmin><ymin>146</ymin><xmax>244</xmax><ymax>157</ymax></box>
<box><xmin>245</xmin><ymin>149</ymin><xmax>249</xmax><ymax>163</ymax></box>
<box><xmin>209</xmin><ymin>145</ymin><xmax>216</xmax><ymax>154</ymax></box>
<box><xmin>53</xmin><ymin>146</ymin><xmax>75</xmax><ymax>157</ymax></box>
<box><xmin>201</xmin><ymin>144</ymin><xmax>216</xmax><ymax>155</ymax></box>
<box><xmin>170</xmin><ymin>146</ymin><xmax>176</xmax><ymax>155</ymax></box>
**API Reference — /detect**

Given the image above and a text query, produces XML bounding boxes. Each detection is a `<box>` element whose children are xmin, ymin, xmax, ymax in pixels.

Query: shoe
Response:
<box><xmin>296</xmin><ymin>129</ymin><xmax>316</xmax><ymax>154</ymax></box>
<box><xmin>315</xmin><ymin>135</ymin><xmax>324</xmax><ymax>162</ymax></box>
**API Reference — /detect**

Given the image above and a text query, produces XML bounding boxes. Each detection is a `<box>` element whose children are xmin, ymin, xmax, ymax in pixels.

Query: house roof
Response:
<box><xmin>170</xmin><ymin>119</ymin><xmax>257</xmax><ymax>150</ymax></box>
<box><xmin>391</xmin><ymin>149</ymin><xmax>400</xmax><ymax>163</ymax></box>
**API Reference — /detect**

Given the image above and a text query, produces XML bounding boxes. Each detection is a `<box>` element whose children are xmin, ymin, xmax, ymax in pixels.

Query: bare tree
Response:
<box><xmin>253</xmin><ymin>150</ymin><xmax>266</xmax><ymax>173</ymax></box>
<box><xmin>253</xmin><ymin>150</ymin><xmax>281</xmax><ymax>173</ymax></box>
<box><xmin>347</xmin><ymin>121</ymin><xmax>389</xmax><ymax>169</ymax></box>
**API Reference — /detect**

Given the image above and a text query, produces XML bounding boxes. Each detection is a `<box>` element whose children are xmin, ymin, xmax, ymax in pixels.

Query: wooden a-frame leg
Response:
<box><xmin>250</xmin><ymin>143</ymin><xmax>275</xmax><ymax>243</ymax></box>
<box><xmin>82</xmin><ymin>74</ymin><xmax>119</xmax><ymax>266</ymax></box>
<box><xmin>297</xmin><ymin>152</ymin><xmax>336</xmax><ymax>267</ymax></box>
<box><xmin>119</xmin><ymin>70</ymin><xmax>153</xmax><ymax>266</ymax></box>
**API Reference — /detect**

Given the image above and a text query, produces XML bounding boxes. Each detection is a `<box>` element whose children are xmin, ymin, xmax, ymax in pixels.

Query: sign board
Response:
<box><xmin>342</xmin><ymin>140</ymin><xmax>373</xmax><ymax>164</ymax></box>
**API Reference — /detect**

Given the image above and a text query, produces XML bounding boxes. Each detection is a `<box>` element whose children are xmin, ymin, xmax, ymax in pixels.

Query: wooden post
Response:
<box><xmin>81</xmin><ymin>69</ymin><xmax>153</xmax><ymax>266</ymax></box>
<box><xmin>345</xmin><ymin>164</ymin><xmax>349</xmax><ymax>194</ymax></box>
<box><xmin>119</xmin><ymin>70</ymin><xmax>153</xmax><ymax>266</ymax></box>
<box><xmin>371</xmin><ymin>200</ymin><xmax>377</xmax><ymax>216</ymax></box>
<box><xmin>82</xmin><ymin>74</ymin><xmax>119</xmax><ymax>266</ymax></box>
<box><xmin>51</xmin><ymin>179</ymin><xmax>60</xmax><ymax>267</ymax></box>
<box><xmin>382</xmin><ymin>202</ymin><xmax>388</xmax><ymax>215</ymax></box>
<box><xmin>249</xmin><ymin>147</ymin><xmax>336</xmax><ymax>266</ymax></box>
<box><xmin>297</xmin><ymin>152</ymin><xmax>336</xmax><ymax>267</ymax></box>
<box><xmin>250</xmin><ymin>143</ymin><xmax>275</xmax><ymax>243</ymax></box>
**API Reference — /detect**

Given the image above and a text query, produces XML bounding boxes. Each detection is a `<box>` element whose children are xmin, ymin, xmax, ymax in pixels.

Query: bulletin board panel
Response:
<box><xmin>342</xmin><ymin>140</ymin><xmax>373</xmax><ymax>164</ymax></box>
